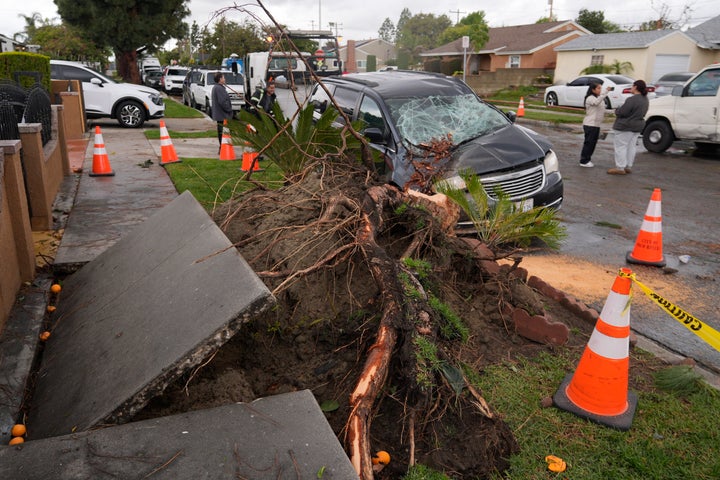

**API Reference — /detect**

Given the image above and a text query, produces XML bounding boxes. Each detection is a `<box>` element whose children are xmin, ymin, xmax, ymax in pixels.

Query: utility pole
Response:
<box><xmin>548</xmin><ymin>0</ymin><xmax>554</xmax><ymax>20</ymax></box>
<box><xmin>450</xmin><ymin>9</ymin><xmax>466</xmax><ymax>24</ymax></box>
<box><xmin>319</xmin><ymin>0</ymin><xmax>322</xmax><ymax>35</ymax></box>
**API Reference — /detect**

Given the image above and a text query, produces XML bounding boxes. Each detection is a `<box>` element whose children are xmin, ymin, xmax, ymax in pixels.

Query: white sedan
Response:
<box><xmin>544</xmin><ymin>74</ymin><xmax>655</xmax><ymax>109</ymax></box>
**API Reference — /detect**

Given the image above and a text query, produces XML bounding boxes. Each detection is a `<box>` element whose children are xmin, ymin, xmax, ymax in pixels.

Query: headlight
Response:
<box><xmin>544</xmin><ymin>149</ymin><xmax>559</xmax><ymax>174</ymax></box>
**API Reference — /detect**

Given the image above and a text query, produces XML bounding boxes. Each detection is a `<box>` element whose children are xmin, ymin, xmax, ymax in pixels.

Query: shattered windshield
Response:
<box><xmin>384</xmin><ymin>93</ymin><xmax>509</xmax><ymax>150</ymax></box>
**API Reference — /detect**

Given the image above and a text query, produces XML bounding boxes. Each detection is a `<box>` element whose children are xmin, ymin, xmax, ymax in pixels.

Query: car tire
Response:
<box><xmin>205</xmin><ymin>97</ymin><xmax>210</xmax><ymax>114</ymax></box>
<box><xmin>116</xmin><ymin>100</ymin><xmax>146</xmax><ymax>128</ymax></box>
<box><xmin>604</xmin><ymin>97</ymin><xmax>612</xmax><ymax>110</ymax></box>
<box><xmin>642</xmin><ymin>120</ymin><xmax>674</xmax><ymax>153</ymax></box>
<box><xmin>545</xmin><ymin>92</ymin><xmax>558</xmax><ymax>107</ymax></box>
<box><xmin>191</xmin><ymin>95</ymin><xmax>197</xmax><ymax>109</ymax></box>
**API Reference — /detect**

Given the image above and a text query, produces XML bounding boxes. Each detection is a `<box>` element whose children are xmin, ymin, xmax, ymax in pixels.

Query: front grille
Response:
<box><xmin>480</xmin><ymin>164</ymin><xmax>545</xmax><ymax>201</ymax></box>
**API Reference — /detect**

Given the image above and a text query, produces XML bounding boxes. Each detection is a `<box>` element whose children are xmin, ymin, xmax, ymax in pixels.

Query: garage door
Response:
<box><xmin>652</xmin><ymin>54</ymin><xmax>691</xmax><ymax>83</ymax></box>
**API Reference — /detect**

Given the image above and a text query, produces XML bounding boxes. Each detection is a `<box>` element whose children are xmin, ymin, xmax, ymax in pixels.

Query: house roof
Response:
<box><xmin>421</xmin><ymin>20</ymin><xmax>589</xmax><ymax>57</ymax></box>
<box><xmin>338</xmin><ymin>38</ymin><xmax>395</xmax><ymax>53</ymax></box>
<box><xmin>686</xmin><ymin>14</ymin><xmax>720</xmax><ymax>49</ymax></box>
<box><xmin>555</xmin><ymin>29</ymin><xmax>689</xmax><ymax>51</ymax></box>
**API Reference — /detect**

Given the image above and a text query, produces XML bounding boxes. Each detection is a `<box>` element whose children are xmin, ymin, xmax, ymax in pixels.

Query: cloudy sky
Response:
<box><xmin>1</xmin><ymin>0</ymin><xmax>717</xmax><ymax>44</ymax></box>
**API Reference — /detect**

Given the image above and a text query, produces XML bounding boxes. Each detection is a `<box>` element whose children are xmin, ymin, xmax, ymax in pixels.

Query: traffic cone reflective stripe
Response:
<box><xmin>627</xmin><ymin>188</ymin><xmax>665</xmax><ymax>267</ymax></box>
<box><xmin>517</xmin><ymin>97</ymin><xmax>525</xmax><ymax>117</ymax></box>
<box><xmin>553</xmin><ymin>268</ymin><xmax>637</xmax><ymax>430</ymax></box>
<box><xmin>219</xmin><ymin>120</ymin><xmax>236</xmax><ymax>161</ymax></box>
<box><xmin>159</xmin><ymin>120</ymin><xmax>180</xmax><ymax>165</ymax></box>
<box><xmin>89</xmin><ymin>126</ymin><xmax>115</xmax><ymax>177</ymax></box>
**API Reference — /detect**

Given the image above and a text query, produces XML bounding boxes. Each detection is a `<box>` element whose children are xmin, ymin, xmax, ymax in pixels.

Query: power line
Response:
<box><xmin>449</xmin><ymin>9</ymin><xmax>466</xmax><ymax>24</ymax></box>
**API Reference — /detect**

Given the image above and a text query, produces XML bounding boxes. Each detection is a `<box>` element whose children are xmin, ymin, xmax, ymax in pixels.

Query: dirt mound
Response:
<box><xmin>137</xmin><ymin>162</ymin><xmax>595</xmax><ymax>478</ymax></box>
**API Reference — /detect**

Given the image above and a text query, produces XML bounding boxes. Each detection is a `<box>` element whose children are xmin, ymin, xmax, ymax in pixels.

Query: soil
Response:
<box><xmin>134</xmin><ymin>162</ymin><xmax>616</xmax><ymax>479</ymax></box>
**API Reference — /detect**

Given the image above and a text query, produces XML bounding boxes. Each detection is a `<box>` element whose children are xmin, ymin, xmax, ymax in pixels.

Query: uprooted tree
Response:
<box><xmin>205</xmin><ymin>4</ymin><xmax>566</xmax><ymax>479</ymax></box>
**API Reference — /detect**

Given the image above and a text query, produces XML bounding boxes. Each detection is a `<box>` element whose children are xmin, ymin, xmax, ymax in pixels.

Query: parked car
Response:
<box><xmin>182</xmin><ymin>69</ymin><xmax>203</xmax><ymax>106</ymax></box>
<box><xmin>308</xmin><ymin>71</ymin><xmax>563</xmax><ymax>228</ymax></box>
<box><xmin>188</xmin><ymin>69</ymin><xmax>245</xmax><ymax>116</ymax></box>
<box><xmin>50</xmin><ymin>59</ymin><xmax>164</xmax><ymax>128</ymax></box>
<box><xmin>544</xmin><ymin>74</ymin><xmax>655</xmax><ymax>109</ymax></box>
<box><xmin>653</xmin><ymin>72</ymin><xmax>695</xmax><ymax>97</ymax></box>
<box><xmin>161</xmin><ymin>66</ymin><xmax>189</xmax><ymax>95</ymax></box>
<box><xmin>144</xmin><ymin>70</ymin><xmax>163</xmax><ymax>89</ymax></box>
<box><xmin>643</xmin><ymin>65</ymin><xmax>720</xmax><ymax>153</ymax></box>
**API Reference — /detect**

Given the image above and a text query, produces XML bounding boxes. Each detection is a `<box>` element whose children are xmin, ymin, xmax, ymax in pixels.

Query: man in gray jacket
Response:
<box><xmin>211</xmin><ymin>72</ymin><xmax>234</xmax><ymax>151</ymax></box>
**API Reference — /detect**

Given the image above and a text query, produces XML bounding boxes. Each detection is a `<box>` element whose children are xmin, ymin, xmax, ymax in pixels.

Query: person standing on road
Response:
<box><xmin>608</xmin><ymin>80</ymin><xmax>650</xmax><ymax>175</ymax></box>
<box><xmin>248</xmin><ymin>81</ymin><xmax>277</xmax><ymax>118</ymax></box>
<box><xmin>579</xmin><ymin>81</ymin><xmax>612</xmax><ymax>167</ymax></box>
<box><xmin>211</xmin><ymin>72</ymin><xmax>234</xmax><ymax>149</ymax></box>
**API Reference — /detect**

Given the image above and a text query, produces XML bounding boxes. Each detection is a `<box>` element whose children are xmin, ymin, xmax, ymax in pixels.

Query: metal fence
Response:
<box><xmin>0</xmin><ymin>79</ymin><xmax>52</xmax><ymax>145</ymax></box>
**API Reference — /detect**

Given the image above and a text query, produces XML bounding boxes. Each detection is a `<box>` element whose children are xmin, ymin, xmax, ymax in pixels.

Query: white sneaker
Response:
<box><xmin>579</xmin><ymin>161</ymin><xmax>594</xmax><ymax>168</ymax></box>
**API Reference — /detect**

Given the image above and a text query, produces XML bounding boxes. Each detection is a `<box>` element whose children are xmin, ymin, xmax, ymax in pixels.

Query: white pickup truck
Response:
<box><xmin>188</xmin><ymin>69</ymin><xmax>245</xmax><ymax>117</ymax></box>
<box><xmin>643</xmin><ymin>64</ymin><xmax>720</xmax><ymax>153</ymax></box>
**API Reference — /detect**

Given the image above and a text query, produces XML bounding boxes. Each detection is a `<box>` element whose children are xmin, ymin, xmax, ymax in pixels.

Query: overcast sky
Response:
<box><xmin>1</xmin><ymin>0</ymin><xmax>717</xmax><ymax>45</ymax></box>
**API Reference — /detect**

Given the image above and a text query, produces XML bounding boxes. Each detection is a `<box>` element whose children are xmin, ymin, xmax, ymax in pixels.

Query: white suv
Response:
<box><xmin>50</xmin><ymin>59</ymin><xmax>165</xmax><ymax>128</ymax></box>
<box><xmin>643</xmin><ymin>64</ymin><xmax>720</xmax><ymax>153</ymax></box>
<box><xmin>188</xmin><ymin>69</ymin><xmax>245</xmax><ymax>116</ymax></box>
<box><xmin>161</xmin><ymin>66</ymin><xmax>189</xmax><ymax>94</ymax></box>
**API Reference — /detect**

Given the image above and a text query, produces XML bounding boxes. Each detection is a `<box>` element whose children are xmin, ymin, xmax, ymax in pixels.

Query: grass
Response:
<box><xmin>163</xmin><ymin>98</ymin><xmax>204</xmax><ymax>118</ymax></box>
<box><xmin>480</xmin><ymin>350</ymin><xmax>720</xmax><ymax>479</ymax></box>
<box><xmin>162</xmin><ymin>157</ymin><xmax>284</xmax><ymax>210</ymax></box>
<box><xmin>145</xmin><ymin>129</ymin><xmax>216</xmax><ymax>140</ymax></box>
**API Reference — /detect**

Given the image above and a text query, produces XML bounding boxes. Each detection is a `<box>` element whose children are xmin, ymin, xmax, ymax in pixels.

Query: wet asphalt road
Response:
<box><xmin>520</xmin><ymin>121</ymin><xmax>720</xmax><ymax>373</ymax></box>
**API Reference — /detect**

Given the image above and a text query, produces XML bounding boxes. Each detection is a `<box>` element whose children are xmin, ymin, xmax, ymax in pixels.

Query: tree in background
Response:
<box><xmin>536</xmin><ymin>14</ymin><xmax>558</xmax><ymax>23</ymax></box>
<box><xmin>395</xmin><ymin>8</ymin><xmax>412</xmax><ymax>44</ymax></box>
<box><xmin>378</xmin><ymin>18</ymin><xmax>395</xmax><ymax>42</ymax></box>
<box><xmin>438</xmin><ymin>11</ymin><xmax>489</xmax><ymax>49</ymax></box>
<box><xmin>54</xmin><ymin>0</ymin><xmax>190</xmax><ymax>83</ymax></box>
<box><xmin>198</xmin><ymin>18</ymin><xmax>267</xmax><ymax>66</ymax></box>
<box><xmin>396</xmin><ymin>12</ymin><xmax>452</xmax><ymax>64</ymax></box>
<box><xmin>639</xmin><ymin>0</ymin><xmax>693</xmax><ymax>30</ymax></box>
<box><xmin>16</xmin><ymin>13</ymin><xmax>108</xmax><ymax>63</ymax></box>
<box><xmin>576</xmin><ymin>9</ymin><xmax>623</xmax><ymax>33</ymax></box>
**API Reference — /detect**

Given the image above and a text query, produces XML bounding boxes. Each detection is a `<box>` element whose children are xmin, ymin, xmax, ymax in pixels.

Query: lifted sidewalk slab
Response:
<box><xmin>26</xmin><ymin>191</ymin><xmax>275</xmax><ymax>439</ymax></box>
<box><xmin>1</xmin><ymin>390</ymin><xmax>358</xmax><ymax>479</ymax></box>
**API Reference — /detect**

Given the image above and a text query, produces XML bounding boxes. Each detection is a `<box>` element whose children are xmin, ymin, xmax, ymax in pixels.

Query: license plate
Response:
<box><xmin>514</xmin><ymin>198</ymin><xmax>533</xmax><ymax>212</ymax></box>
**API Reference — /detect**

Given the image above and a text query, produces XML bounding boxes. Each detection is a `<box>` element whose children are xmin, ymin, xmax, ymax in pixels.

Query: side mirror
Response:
<box><xmin>363</xmin><ymin>127</ymin><xmax>385</xmax><ymax>144</ymax></box>
<box><xmin>505</xmin><ymin>111</ymin><xmax>517</xmax><ymax>123</ymax></box>
<box><xmin>90</xmin><ymin>77</ymin><xmax>103</xmax><ymax>86</ymax></box>
<box><xmin>672</xmin><ymin>85</ymin><xmax>683</xmax><ymax>97</ymax></box>
<box><xmin>311</xmin><ymin>99</ymin><xmax>327</xmax><ymax>113</ymax></box>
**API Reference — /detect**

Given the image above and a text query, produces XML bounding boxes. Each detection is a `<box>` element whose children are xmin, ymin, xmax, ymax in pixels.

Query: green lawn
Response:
<box><xmin>163</xmin><ymin>98</ymin><xmax>204</xmax><ymax>118</ymax></box>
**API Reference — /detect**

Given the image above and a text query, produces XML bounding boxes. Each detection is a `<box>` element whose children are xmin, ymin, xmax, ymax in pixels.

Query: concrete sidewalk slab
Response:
<box><xmin>2</xmin><ymin>390</ymin><xmax>358</xmax><ymax>479</ymax></box>
<box><xmin>53</xmin><ymin>125</ymin><xmax>178</xmax><ymax>273</ymax></box>
<box><xmin>27</xmin><ymin>191</ymin><xmax>275</xmax><ymax>439</ymax></box>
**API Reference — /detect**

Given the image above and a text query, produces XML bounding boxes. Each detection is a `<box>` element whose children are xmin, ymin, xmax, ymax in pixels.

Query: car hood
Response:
<box><xmin>111</xmin><ymin>82</ymin><xmax>159</xmax><ymax>97</ymax></box>
<box><xmin>446</xmin><ymin>124</ymin><xmax>551</xmax><ymax>175</ymax></box>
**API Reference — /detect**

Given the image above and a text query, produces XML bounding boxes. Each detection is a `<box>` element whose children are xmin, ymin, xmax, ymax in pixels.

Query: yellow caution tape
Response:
<box><xmin>619</xmin><ymin>270</ymin><xmax>720</xmax><ymax>352</ymax></box>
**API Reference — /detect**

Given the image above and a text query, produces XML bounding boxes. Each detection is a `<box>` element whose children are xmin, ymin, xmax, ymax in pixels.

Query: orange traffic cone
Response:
<box><xmin>553</xmin><ymin>268</ymin><xmax>637</xmax><ymax>430</ymax></box>
<box><xmin>517</xmin><ymin>97</ymin><xmax>525</xmax><ymax>117</ymax></box>
<box><xmin>241</xmin><ymin>151</ymin><xmax>262</xmax><ymax>172</ymax></box>
<box><xmin>159</xmin><ymin>120</ymin><xmax>180</xmax><ymax>165</ymax></box>
<box><xmin>89</xmin><ymin>126</ymin><xmax>115</xmax><ymax>177</ymax></box>
<box><xmin>627</xmin><ymin>188</ymin><xmax>665</xmax><ymax>267</ymax></box>
<box><xmin>219</xmin><ymin>120</ymin><xmax>236</xmax><ymax>161</ymax></box>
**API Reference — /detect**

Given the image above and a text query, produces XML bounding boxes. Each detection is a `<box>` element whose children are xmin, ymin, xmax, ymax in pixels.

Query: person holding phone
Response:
<box><xmin>608</xmin><ymin>80</ymin><xmax>650</xmax><ymax>175</ymax></box>
<box><xmin>580</xmin><ymin>81</ymin><xmax>612</xmax><ymax>167</ymax></box>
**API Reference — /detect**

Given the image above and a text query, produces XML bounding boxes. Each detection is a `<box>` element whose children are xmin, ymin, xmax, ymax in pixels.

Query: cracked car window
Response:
<box><xmin>384</xmin><ymin>93</ymin><xmax>508</xmax><ymax>150</ymax></box>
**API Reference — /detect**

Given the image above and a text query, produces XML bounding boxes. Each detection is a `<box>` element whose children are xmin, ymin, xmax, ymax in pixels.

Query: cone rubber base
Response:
<box><xmin>553</xmin><ymin>373</ymin><xmax>637</xmax><ymax>431</ymax></box>
<box><xmin>626</xmin><ymin>251</ymin><xmax>665</xmax><ymax>268</ymax></box>
<box><xmin>89</xmin><ymin>170</ymin><xmax>115</xmax><ymax>177</ymax></box>
<box><xmin>161</xmin><ymin>159</ymin><xmax>181</xmax><ymax>166</ymax></box>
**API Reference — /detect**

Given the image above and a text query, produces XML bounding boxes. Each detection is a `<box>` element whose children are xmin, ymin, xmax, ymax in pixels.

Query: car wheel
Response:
<box><xmin>191</xmin><ymin>95</ymin><xmax>197</xmax><ymax>109</ymax></box>
<box><xmin>604</xmin><ymin>97</ymin><xmax>612</xmax><ymax>109</ymax></box>
<box><xmin>205</xmin><ymin>97</ymin><xmax>210</xmax><ymax>114</ymax></box>
<box><xmin>545</xmin><ymin>92</ymin><xmax>558</xmax><ymax>107</ymax></box>
<box><xmin>642</xmin><ymin>120</ymin><xmax>674</xmax><ymax>153</ymax></box>
<box><xmin>116</xmin><ymin>100</ymin><xmax>145</xmax><ymax>128</ymax></box>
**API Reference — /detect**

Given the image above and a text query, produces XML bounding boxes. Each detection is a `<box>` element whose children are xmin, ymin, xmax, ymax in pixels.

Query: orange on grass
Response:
<box><xmin>50</xmin><ymin>284</ymin><xmax>62</xmax><ymax>294</ymax></box>
<box><xmin>9</xmin><ymin>437</ymin><xmax>24</xmax><ymax>445</ymax></box>
<box><xmin>11</xmin><ymin>424</ymin><xmax>27</xmax><ymax>437</ymax></box>
<box><xmin>39</xmin><ymin>331</ymin><xmax>51</xmax><ymax>342</ymax></box>
<box><xmin>372</xmin><ymin>451</ymin><xmax>391</xmax><ymax>465</ymax></box>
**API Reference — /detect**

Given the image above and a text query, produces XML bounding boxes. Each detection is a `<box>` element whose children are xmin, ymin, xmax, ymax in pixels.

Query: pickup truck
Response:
<box><xmin>188</xmin><ymin>69</ymin><xmax>245</xmax><ymax>117</ymax></box>
<box><xmin>643</xmin><ymin>64</ymin><xmax>720</xmax><ymax>153</ymax></box>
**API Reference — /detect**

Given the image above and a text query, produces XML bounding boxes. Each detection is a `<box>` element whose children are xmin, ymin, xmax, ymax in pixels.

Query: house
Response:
<box><xmin>553</xmin><ymin>15</ymin><xmax>720</xmax><ymax>85</ymax></box>
<box><xmin>420</xmin><ymin>20</ymin><xmax>591</xmax><ymax>73</ymax></box>
<box><xmin>1</xmin><ymin>34</ymin><xmax>22</xmax><ymax>53</ymax></box>
<box><xmin>338</xmin><ymin>39</ymin><xmax>397</xmax><ymax>72</ymax></box>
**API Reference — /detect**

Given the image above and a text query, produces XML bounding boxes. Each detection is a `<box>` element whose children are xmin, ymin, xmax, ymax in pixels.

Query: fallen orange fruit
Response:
<box><xmin>39</xmin><ymin>331</ymin><xmax>51</xmax><ymax>342</ymax></box>
<box><xmin>372</xmin><ymin>451</ymin><xmax>391</xmax><ymax>465</ymax></box>
<box><xmin>47</xmin><ymin>305</ymin><xmax>56</xmax><ymax>313</ymax></box>
<box><xmin>545</xmin><ymin>454</ymin><xmax>567</xmax><ymax>473</ymax></box>
<box><xmin>9</xmin><ymin>437</ymin><xmax>24</xmax><ymax>445</ymax></box>
<box><xmin>50</xmin><ymin>284</ymin><xmax>62</xmax><ymax>294</ymax></box>
<box><xmin>11</xmin><ymin>424</ymin><xmax>27</xmax><ymax>437</ymax></box>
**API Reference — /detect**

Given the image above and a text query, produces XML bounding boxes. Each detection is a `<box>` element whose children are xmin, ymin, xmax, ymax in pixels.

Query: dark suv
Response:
<box><xmin>308</xmin><ymin>71</ymin><xmax>563</xmax><ymax>221</ymax></box>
